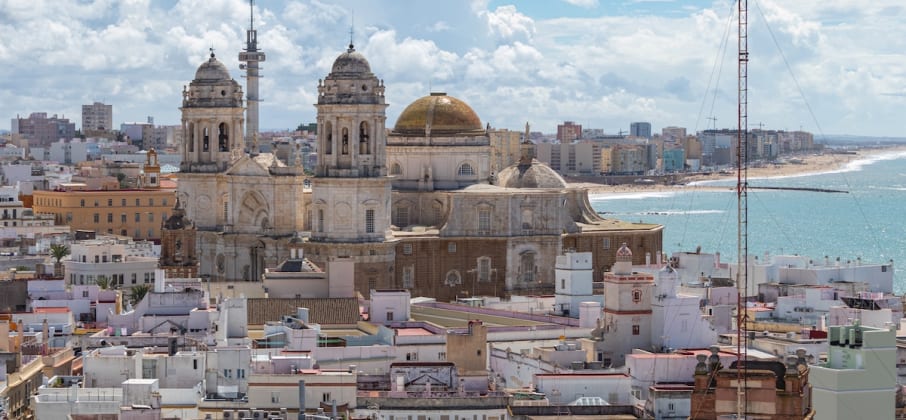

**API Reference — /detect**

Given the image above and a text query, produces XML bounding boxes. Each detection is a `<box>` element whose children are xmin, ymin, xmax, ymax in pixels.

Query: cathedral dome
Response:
<box><xmin>392</xmin><ymin>93</ymin><xmax>484</xmax><ymax>136</ymax></box>
<box><xmin>331</xmin><ymin>45</ymin><xmax>372</xmax><ymax>75</ymax></box>
<box><xmin>496</xmin><ymin>160</ymin><xmax>567</xmax><ymax>189</ymax></box>
<box><xmin>194</xmin><ymin>53</ymin><xmax>232</xmax><ymax>82</ymax></box>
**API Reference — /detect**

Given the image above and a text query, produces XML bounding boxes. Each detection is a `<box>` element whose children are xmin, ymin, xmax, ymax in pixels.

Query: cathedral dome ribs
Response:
<box><xmin>392</xmin><ymin>93</ymin><xmax>484</xmax><ymax>137</ymax></box>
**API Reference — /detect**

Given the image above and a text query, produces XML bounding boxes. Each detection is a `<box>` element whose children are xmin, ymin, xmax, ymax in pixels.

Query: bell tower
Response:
<box><xmin>306</xmin><ymin>43</ymin><xmax>395</xmax><ymax>297</ymax></box>
<box><xmin>180</xmin><ymin>51</ymin><xmax>245</xmax><ymax>173</ymax></box>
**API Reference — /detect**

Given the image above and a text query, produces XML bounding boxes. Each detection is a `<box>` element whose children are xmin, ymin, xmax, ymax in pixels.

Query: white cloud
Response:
<box><xmin>0</xmin><ymin>0</ymin><xmax>902</xmax><ymax>136</ymax></box>
<box><xmin>562</xmin><ymin>0</ymin><xmax>599</xmax><ymax>8</ymax></box>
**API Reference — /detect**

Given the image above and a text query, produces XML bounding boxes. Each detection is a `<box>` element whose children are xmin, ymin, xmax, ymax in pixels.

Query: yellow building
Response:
<box><xmin>32</xmin><ymin>187</ymin><xmax>176</xmax><ymax>241</ymax></box>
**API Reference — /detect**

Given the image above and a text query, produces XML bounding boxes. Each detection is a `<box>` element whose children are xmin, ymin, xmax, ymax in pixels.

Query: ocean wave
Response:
<box><xmin>590</xmin><ymin>191</ymin><xmax>677</xmax><ymax>201</ymax></box>
<box><xmin>633</xmin><ymin>209</ymin><xmax>725</xmax><ymax>216</ymax></box>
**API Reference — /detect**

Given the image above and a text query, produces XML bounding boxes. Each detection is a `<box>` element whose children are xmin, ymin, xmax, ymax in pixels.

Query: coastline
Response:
<box><xmin>573</xmin><ymin>145</ymin><xmax>906</xmax><ymax>196</ymax></box>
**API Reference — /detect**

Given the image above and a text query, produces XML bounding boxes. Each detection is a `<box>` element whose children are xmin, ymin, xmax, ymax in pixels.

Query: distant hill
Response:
<box><xmin>817</xmin><ymin>134</ymin><xmax>906</xmax><ymax>145</ymax></box>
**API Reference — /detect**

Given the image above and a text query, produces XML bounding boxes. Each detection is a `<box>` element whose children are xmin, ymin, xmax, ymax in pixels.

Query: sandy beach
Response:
<box><xmin>569</xmin><ymin>146</ymin><xmax>906</xmax><ymax>195</ymax></box>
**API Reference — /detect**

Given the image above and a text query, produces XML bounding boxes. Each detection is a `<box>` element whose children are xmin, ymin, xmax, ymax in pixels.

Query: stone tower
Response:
<box><xmin>179</xmin><ymin>51</ymin><xmax>245</xmax><ymax>173</ymax></box>
<box><xmin>305</xmin><ymin>43</ymin><xmax>395</xmax><ymax>297</ymax></box>
<box><xmin>159</xmin><ymin>197</ymin><xmax>198</xmax><ymax>279</ymax></box>
<box><xmin>142</xmin><ymin>149</ymin><xmax>161</xmax><ymax>189</ymax></box>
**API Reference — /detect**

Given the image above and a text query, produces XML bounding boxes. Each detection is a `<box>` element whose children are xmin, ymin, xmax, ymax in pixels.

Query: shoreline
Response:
<box><xmin>573</xmin><ymin>145</ymin><xmax>906</xmax><ymax>196</ymax></box>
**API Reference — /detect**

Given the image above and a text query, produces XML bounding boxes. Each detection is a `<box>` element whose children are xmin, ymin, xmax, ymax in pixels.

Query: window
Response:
<box><xmin>520</xmin><ymin>252</ymin><xmax>536</xmax><ymax>282</ymax></box>
<box><xmin>80</xmin><ymin>199</ymin><xmax>85</xmax><ymax>207</ymax></box>
<box><xmin>448</xmin><ymin>242</ymin><xmax>456</xmax><ymax>253</ymax></box>
<box><xmin>107</xmin><ymin>213</ymin><xmax>113</xmax><ymax>223</ymax></box>
<box><xmin>149</xmin><ymin>198</ymin><xmax>154</xmax><ymax>206</ymax></box>
<box><xmin>93</xmin><ymin>213</ymin><xmax>99</xmax><ymax>223</ymax></box>
<box><xmin>602</xmin><ymin>238</ymin><xmax>611</xmax><ymax>249</ymax></box>
<box><xmin>394</xmin><ymin>207</ymin><xmax>409</xmax><ymax>227</ymax></box>
<box><xmin>121</xmin><ymin>213</ymin><xmax>126</xmax><ymax>223</ymax></box>
<box><xmin>82</xmin><ymin>290</ymin><xmax>89</xmax><ymax>298</ymax></box>
<box><xmin>317</xmin><ymin>209</ymin><xmax>324</xmax><ymax>232</ymax></box>
<box><xmin>438</xmin><ymin>352</ymin><xmax>446</xmax><ymax>361</ymax></box>
<box><xmin>65</xmin><ymin>213</ymin><xmax>72</xmax><ymax>223</ymax></box>
<box><xmin>148</xmin><ymin>213</ymin><xmax>154</xmax><ymax>222</ymax></box>
<box><xmin>402</xmin><ymin>244</ymin><xmax>413</xmax><ymax>255</ymax></box>
<box><xmin>386</xmin><ymin>311</ymin><xmax>394</xmax><ymax>321</ymax></box>
<box><xmin>163</xmin><ymin>198</ymin><xmax>168</xmax><ymax>206</ymax></box>
<box><xmin>458</xmin><ymin>162</ymin><xmax>474</xmax><ymax>176</ymax></box>
<box><xmin>478</xmin><ymin>257</ymin><xmax>491</xmax><ymax>282</ymax></box>
<box><xmin>632</xmin><ymin>289</ymin><xmax>642</xmax><ymax>303</ymax></box>
<box><xmin>237</xmin><ymin>369</ymin><xmax>245</xmax><ymax>379</ymax></box>
<box><xmin>322</xmin><ymin>393</ymin><xmax>332</xmax><ymax>403</ymax></box>
<box><xmin>131</xmin><ymin>273</ymin><xmax>137</xmax><ymax>284</ymax></box>
<box><xmin>223</xmin><ymin>369</ymin><xmax>232</xmax><ymax>378</ymax></box>
<box><xmin>390</xmin><ymin>163</ymin><xmax>402</xmax><ymax>175</ymax></box>
<box><xmin>365</xmin><ymin>209</ymin><xmax>375</xmax><ymax>233</ymax></box>
<box><xmin>271</xmin><ymin>392</ymin><xmax>280</xmax><ymax>404</ymax></box>
<box><xmin>478</xmin><ymin>209</ymin><xmax>491</xmax><ymax>233</ymax></box>
<box><xmin>135</xmin><ymin>213</ymin><xmax>140</xmax><ymax>222</ymax></box>
<box><xmin>405</xmin><ymin>352</ymin><xmax>418</xmax><ymax>361</ymax></box>
<box><xmin>121</xmin><ymin>199</ymin><xmax>126</xmax><ymax>206</ymax></box>
<box><xmin>632</xmin><ymin>325</ymin><xmax>640</xmax><ymax>335</ymax></box>
<box><xmin>562</xmin><ymin>279</ymin><xmax>566</xmax><ymax>289</ymax></box>
<box><xmin>144</xmin><ymin>272</ymin><xmax>151</xmax><ymax>283</ymax></box>
<box><xmin>107</xmin><ymin>199</ymin><xmax>113</xmax><ymax>206</ymax></box>
<box><xmin>222</xmin><ymin>202</ymin><xmax>228</xmax><ymax>222</ymax></box>
<box><xmin>522</xmin><ymin>209</ymin><xmax>533</xmax><ymax>231</ymax></box>
<box><xmin>402</xmin><ymin>266</ymin><xmax>414</xmax><ymax>288</ymax></box>
<box><xmin>135</xmin><ymin>198</ymin><xmax>140</xmax><ymax>206</ymax></box>
<box><xmin>94</xmin><ymin>200</ymin><xmax>99</xmax><ymax>207</ymax></box>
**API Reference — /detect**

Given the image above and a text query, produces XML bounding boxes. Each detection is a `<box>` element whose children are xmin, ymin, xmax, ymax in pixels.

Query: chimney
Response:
<box><xmin>297</xmin><ymin>380</ymin><xmax>306</xmax><ymax>419</ymax></box>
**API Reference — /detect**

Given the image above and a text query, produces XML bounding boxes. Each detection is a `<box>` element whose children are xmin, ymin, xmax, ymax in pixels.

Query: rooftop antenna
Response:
<box><xmin>735</xmin><ymin>0</ymin><xmax>750</xmax><ymax>417</ymax></box>
<box><xmin>707</xmin><ymin>116</ymin><xmax>718</xmax><ymax>129</ymax></box>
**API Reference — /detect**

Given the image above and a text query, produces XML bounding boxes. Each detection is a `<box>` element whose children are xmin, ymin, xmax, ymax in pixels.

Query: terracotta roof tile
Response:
<box><xmin>247</xmin><ymin>298</ymin><xmax>359</xmax><ymax>325</ymax></box>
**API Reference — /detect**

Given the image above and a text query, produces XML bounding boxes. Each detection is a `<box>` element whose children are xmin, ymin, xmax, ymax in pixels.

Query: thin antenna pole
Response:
<box><xmin>736</xmin><ymin>0</ymin><xmax>749</xmax><ymax>418</ymax></box>
<box><xmin>250</xmin><ymin>0</ymin><xmax>254</xmax><ymax>31</ymax></box>
<box><xmin>349</xmin><ymin>12</ymin><xmax>355</xmax><ymax>48</ymax></box>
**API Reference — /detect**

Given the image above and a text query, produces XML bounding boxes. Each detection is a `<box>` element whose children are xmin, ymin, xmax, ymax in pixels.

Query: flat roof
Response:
<box><xmin>410</xmin><ymin>305</ymin><xmax>553</xmax><ymax>328</ymax></box>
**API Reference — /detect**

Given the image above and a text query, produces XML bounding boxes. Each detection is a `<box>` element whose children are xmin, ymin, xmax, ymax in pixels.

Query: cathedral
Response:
<box><xmin>174</xmin><ymin>43</ymin><xmax>663</xmax><ymax>302</ymax></box>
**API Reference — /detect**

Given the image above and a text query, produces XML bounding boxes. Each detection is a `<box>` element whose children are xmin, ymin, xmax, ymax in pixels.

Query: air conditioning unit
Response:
<box><xmin>253</xmin><ymin>410</ymin><xmax>265</xmax><ymax>419</ymax></box>
<box><xmin>237</xmin><ymin>410</ymin><xmax>250</xmax><ymax>419</ymax></box>
<box><xmin>222</xmin><ymin>410</ymin><xmax>234</xmax><ymax>420</ymax></box>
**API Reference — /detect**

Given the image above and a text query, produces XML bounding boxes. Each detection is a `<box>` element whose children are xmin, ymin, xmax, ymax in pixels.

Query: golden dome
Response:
<box><xmin>392</xmin><ymin>93</ymin><xmax>484</xmax><ymax>136</ymax></box>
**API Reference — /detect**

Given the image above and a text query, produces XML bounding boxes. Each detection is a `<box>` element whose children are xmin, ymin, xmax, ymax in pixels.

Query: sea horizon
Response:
<box><xmin>590</xmin><ymin>148</ymin><xmax>906</xmax><ymax>293</ymax></box>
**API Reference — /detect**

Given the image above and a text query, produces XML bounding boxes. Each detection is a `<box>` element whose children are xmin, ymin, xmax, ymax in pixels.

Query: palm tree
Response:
<box><xmin>49</xmin><ymin>244</ymin><xmax>69</xmax><ymax>277</ymax></box>
<box><xmin>95</xmin><ymin>276</ymin><xmax>110</xmax><ymax>290</ymax></box>
<box><xmin>129</xmin><ymin>284</ymin><xmax>151</xmax><ymax>306</ymax></box>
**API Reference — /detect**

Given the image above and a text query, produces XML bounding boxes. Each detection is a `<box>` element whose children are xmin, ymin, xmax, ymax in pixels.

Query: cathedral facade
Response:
<box><xmin>177</xmin><ymin>45</ymin><xmax>663</xmax><ymax>301</ymax></box>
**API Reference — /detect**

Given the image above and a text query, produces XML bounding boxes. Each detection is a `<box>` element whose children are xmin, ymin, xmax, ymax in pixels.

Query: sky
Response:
<box><xmin>0</xmin><ymin>0</ymin><xmax>904</xmax><ymax>137</ymax></box>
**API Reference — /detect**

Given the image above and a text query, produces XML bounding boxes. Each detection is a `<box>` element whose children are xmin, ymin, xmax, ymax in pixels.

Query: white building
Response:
<box><xmin>810</xmin><ymin>321</ymin><xmax>897</xmax><ymax>420</ymax></box>
<box><xmin>553</xmin><ymin>251</ymin><xmax>602</xmax><ymax>318</ymax></box>
<box><xmin>64</xmin><ymin>235</ymin><xmax>159</xmax><ymax>286</ymax></box>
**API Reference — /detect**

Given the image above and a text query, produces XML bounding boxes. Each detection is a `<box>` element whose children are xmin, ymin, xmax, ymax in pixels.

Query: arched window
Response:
<box><xmin>458</xmin><ymin>162</ymin><xmax>474</xmax><ymax>176</ymax></box>
<box><xmin>324</xmin><ymin>122</ymin><xmax>333</xmax><ymax>155</ymax></box>
<box><xmin>341</xmin><ymin>128</ymin><xmax>349</xmax><ymax>154</ymax></box>
<box><xmin>390</xmin><ymin>163</ymin><xmax>402</xmax><ymax>175</ymax></box>
<box><xmin>359</xmin><ymin>122</ymin><xmax>370</xmax><ymax>154</ymax></box>
<box><xmin>218</xmin><ymin>123</ymin><xmax>229</xmax><ymax>152</ymax></box>
<box><xmin>202</xmin><ymin>127</ymin><xmax>210</xmax><ymax>152</ymax></box>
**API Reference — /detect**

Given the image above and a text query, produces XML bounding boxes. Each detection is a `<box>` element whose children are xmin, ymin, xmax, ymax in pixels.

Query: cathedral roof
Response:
<box><xmin>194</xmin><ymin>52</ymin><xmax>232</xmax><ymax>82</ymax></box>
<box><xmin>392</xmin><ymin>93</ymin><xmax>484</xmax><ymax>137</ymax></box>
<box><xmin>162</xmin><ymin>198</ymin><xmax>191</xmax><ymax>230</ymax></box>
<box><xmin>330</xmin><ymin>44</ymin><xmax>372</xmax><ymax>75</ymax></box>
<box><xmin>496</xmin><ymin>159</ymin><xmax>567</xmax><ymax>189</ymax></box>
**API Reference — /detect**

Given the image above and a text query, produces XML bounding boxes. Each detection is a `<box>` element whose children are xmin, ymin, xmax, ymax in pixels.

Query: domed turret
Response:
<box><xmin>194</xmin><ymin>52</ymin><xmax>232</xmax><ymax>82</ymax></box>
<box><xmin>496</xmin><ymin>160</ymin><xmax>567</xmax><ymax>189</ymax></box>
<box><xmin>330</xmin><ymin>44</ymin><xmax>372</xmax><ymax>75</ymax></box>
<box><xmin>392</xmin><ymin>93</ymin><xmax>484</xmax><ymax>137</ymax></box>
<box><xmin>613</xmin><ymin>242</ymin><xmax>633</xmax><ymax>275</ymax></box>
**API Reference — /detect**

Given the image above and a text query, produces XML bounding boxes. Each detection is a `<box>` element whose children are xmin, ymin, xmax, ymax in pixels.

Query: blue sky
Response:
<box><xmin>1</xmin><ymin>0</ymin><xmax>904</xmax><ymax>137</ymax></box>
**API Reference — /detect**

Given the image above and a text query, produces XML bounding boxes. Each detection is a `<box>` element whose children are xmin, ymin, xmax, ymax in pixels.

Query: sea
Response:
<box><xmin>589</xmin><ymin>149</ymin><xmax>906</xmax><ymax>294</ymax></box>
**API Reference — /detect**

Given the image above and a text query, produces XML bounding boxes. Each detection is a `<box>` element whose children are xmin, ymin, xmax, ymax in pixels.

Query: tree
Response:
<box><xmin>49</xmin><ymin>244</ymin><xmax>69</xmax><ymax>277</ymax></box>
<box><xmin>129</xmin><ymin>284</ymin><xmax>151</xmax><ymax>306</ymax></box>
<box><xmin>95</xmin><ymin>276</ymin><xmax>110</xmax><ymax>290</ymax></box>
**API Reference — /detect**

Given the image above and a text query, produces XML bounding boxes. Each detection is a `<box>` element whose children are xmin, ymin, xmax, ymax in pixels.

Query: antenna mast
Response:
<box><xmin>736</xmin><ymin>0</ymin><xmax>749</xmax><ymax>418</ymax></box>
<box><xmin>239</xmin><ymin>0</ymin><xmax>265</xmax><ymax>154</ymax></box>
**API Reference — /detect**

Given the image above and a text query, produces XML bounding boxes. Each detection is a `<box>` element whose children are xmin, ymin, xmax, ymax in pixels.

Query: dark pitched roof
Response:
<box><xmin>246</xmin><ymin>297</ymin><xmax>359</xmax><ymax>325</ymax></box>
